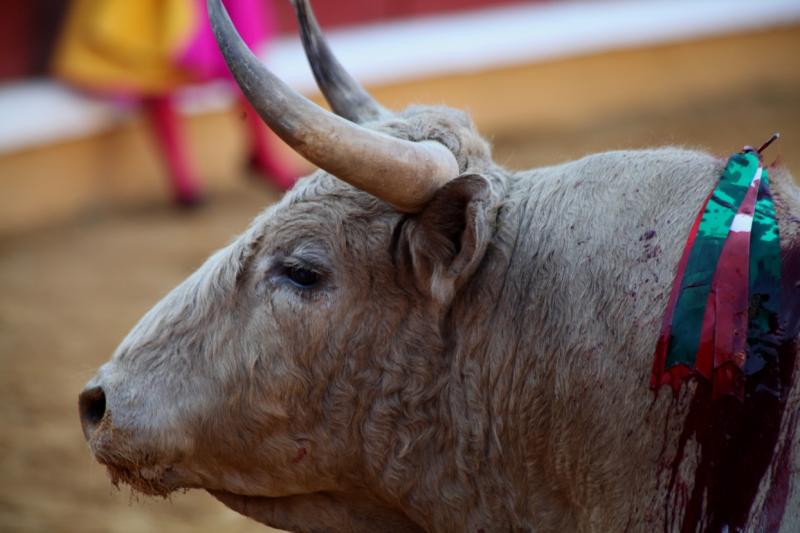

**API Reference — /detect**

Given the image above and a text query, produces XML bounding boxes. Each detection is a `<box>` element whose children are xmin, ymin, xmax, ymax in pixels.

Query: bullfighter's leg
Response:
<box><xmin>145</xmin><ymin>95</ymin><xmax>205</xmax><ymax>207</ymax></box>
<box><xmin>240</xmin><ymin>97</ymin><xmax>297</xmax><ymax>191</ymax></box>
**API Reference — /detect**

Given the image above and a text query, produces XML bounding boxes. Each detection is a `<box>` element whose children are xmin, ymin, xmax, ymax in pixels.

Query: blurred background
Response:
<box><xmin>1</xmin><ymin>0</ymin><xmax>798</xmax><ymax>531</ymax></box>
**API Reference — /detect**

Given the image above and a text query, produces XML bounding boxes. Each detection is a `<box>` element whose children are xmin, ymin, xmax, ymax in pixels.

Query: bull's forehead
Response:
<box><xmin>284</xmin><ymin>170</ymin><xmax>384</xmax><ymax>208</ymax></box>
<box><xmin>248</xmin><ymin>171</ymin><xmax>395</xmax><ymax>248</ymax></box>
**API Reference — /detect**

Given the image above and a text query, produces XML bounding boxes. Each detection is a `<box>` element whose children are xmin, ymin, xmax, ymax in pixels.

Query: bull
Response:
<box><xmin>78</xmin><ymin>0</ymin><xmax>800</xmax><ymax>531</ymax></box>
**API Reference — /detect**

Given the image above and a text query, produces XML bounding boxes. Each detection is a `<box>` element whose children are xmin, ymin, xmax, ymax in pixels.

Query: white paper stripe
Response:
<box><xmin>729</xmin><ymin>165</ymin><xmax>762</xmax><ymax>233</ymax></box>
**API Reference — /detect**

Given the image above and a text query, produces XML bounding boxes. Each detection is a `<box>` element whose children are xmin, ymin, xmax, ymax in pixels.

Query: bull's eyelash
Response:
<box><xmin>271</xmin><ymin>256</ymin><xmax>328</xmax><ymax>293</ymax></box>
<box><xmin>280</xmin><ymin>256</ymin><xmax>320</xmax><ymax>273</ymax></box>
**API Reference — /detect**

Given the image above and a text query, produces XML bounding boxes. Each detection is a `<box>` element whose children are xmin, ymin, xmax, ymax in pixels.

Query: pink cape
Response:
<box><xmin>179</xmin><ymin>0</ymin><xmax>275</xmax><ymax>82</ymax></box>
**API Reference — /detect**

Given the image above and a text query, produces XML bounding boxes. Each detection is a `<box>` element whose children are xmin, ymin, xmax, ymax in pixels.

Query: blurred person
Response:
<box><xmin>52</xmin><ymin>0</ymin><xmax>296</xmax><ymax>207</ymax></box>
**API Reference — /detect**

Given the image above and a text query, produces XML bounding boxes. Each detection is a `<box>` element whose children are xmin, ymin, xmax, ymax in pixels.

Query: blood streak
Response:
<box><xmin>291</xmin><ymin>447</ymin><xmax>307</xmax><ymax>464</ymax></box>
<box><xmin>662</xmin><ymin>239</ymin><xmax>799</xmax><ymax>531</ymax></box>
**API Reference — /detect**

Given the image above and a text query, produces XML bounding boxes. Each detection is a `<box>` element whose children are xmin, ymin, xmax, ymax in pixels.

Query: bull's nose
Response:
<box><xmin>78</xmin><ymin>386</ymin><xmax>107</xmax><ymax>440</ymax></box>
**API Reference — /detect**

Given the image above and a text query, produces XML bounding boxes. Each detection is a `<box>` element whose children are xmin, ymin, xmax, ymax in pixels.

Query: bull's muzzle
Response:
<box><xmin>78</xmin><ymin>385</ymin><xmax>107</xmax><ymax>440</ymax></box>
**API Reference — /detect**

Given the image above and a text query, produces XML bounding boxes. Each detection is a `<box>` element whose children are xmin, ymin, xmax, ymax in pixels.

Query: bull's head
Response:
<box><xmin>79</xmin><ymin>0</ymin><xmax>502</xmax><ymax>529</ymax></box>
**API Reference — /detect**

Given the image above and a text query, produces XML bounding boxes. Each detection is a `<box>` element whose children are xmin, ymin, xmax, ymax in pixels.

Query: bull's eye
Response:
<box><xmin>286</xmin><ymin>265</ymin><xmax>319</xmax><ymax>289</ymax></box>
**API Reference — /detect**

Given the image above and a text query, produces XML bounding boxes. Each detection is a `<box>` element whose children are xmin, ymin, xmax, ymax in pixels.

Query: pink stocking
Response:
<box><xmin>241</xmin><ymin>97</ymin><xmax>297</xmax><ymax>191</ymax></box>
<box><xmin>145</xmin><ymin>96</ymin><xmax>204</xmax><ymax>206</ymax></box>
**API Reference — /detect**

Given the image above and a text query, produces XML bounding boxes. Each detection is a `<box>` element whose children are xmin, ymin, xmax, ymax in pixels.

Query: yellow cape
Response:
<box><xmin>52</xmin><ymin>0</ymin><xmax>196</xmax><ymax>94</ymax></box>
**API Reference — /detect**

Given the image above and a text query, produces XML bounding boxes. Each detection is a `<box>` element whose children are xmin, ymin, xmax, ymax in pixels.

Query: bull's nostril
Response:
<box><xmin>78</xmin><ymin>386</ymin><xmax>106</xmax><ymax>439</ymax></box>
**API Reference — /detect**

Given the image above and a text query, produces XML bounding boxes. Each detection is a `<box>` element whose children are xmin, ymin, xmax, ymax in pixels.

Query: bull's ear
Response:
<box><xmin>402</xmin><ymin>173</ymin><xmax>494</xmax><ymax>306</ymax></box>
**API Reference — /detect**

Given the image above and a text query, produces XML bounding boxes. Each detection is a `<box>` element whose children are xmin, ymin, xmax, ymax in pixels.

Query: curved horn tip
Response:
<box><xmin>290</xmin><ymin>0</ymin><xmax>388</xmax><ymax>123</ymax></box>
<box><xmin>208</xmin><ymin>0</ymin><xmax>455</xmax><ymax>211</ymax></box>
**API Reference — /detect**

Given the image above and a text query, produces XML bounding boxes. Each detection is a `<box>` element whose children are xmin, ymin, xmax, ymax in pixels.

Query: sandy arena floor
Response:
<box><xmin>2</xmin><ymin>63</ymin><xmax>799</xmax><ymax>532</ymax></box>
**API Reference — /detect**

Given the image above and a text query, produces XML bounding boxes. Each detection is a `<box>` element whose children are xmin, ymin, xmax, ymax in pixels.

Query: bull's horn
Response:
<box><xmin>291</xmin><ymin>0</ymin><xmax>388</xmax><ymax>123</ymax></box>
<box><xmin>207</xmin><ymin>0</ymin><xmax>459</xmax><ymax>212</ymax></box>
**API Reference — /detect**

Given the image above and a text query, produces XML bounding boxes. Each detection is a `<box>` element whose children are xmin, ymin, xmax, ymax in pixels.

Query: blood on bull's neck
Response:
<box><xmin>663</xmin><ymin>238</ymin><xmax>799</xmax><ymax>531</ymax></box>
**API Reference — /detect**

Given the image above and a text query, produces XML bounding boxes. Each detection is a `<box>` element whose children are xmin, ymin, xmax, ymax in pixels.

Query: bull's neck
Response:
<box><xmin>361</xmin><ymin>169</ymin><xmax>584</xmax><ymax>530</ymax></box>
<box><xmin>431</xmin><ymin>169</ymin><xmax>577</xmax><ymax>528</ymax></box>
<box><xmin>382</xmin><ymin>170</ymin><xmax>562</xmax><ymax>530</ymax></box>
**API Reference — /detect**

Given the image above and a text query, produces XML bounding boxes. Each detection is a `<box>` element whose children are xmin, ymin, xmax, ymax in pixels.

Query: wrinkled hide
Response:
<box><xmin>81</xmin><ymin>101</ymin><xmax>800</xmax><ymax>530</ymax></box>
<box><xmin>79</xmin><ymin>70</ymin><xmax>800</xmax><ymax>533</ymax></box>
